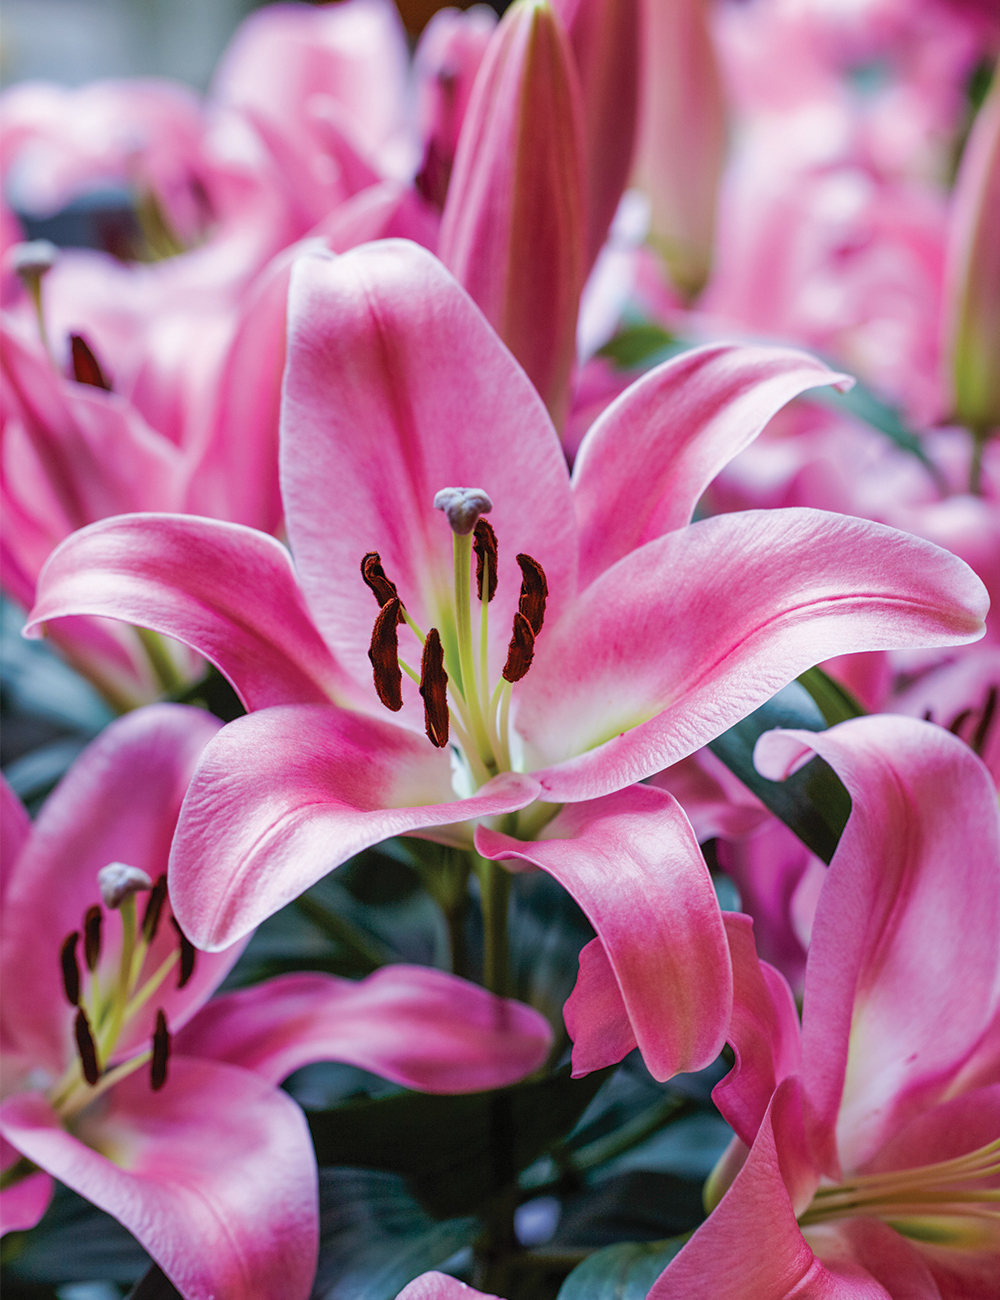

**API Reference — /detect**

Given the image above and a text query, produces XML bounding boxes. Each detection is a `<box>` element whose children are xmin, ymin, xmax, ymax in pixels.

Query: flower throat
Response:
<box><xmin>362</xmin><ymin>487</ymin><xmax>547</xmax><ymax>789</ymax></box>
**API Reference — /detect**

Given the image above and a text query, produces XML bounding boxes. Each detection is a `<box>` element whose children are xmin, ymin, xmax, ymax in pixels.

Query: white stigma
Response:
<box><xmin>434</xmin><ymin>487</ymin><xmax>493</xmax><ymax>535</ymax></box>
<box><xmin>98</xmin><ymin>862</ymin><xmax>153</xmax><ymax>909</ymax></box>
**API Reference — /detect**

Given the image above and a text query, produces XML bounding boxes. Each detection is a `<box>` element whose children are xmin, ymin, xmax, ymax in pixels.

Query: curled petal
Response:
<box><xmin>756</xmin><ymin>715</ymin><xmax>1000</xmax><ymax>1174</ymax></box>
<box><xmin>0</xmin><ymin>1136</ymin><xmax>53</xmax><ymax>1234</ymax></box>
<box><xmin>572</xmin><ymin>344</ymin><xmax>853</xmax><ymax>586</ymax></box>
<box><xmin>26</xmin><ymin>514</ymin><xmax>352</xmax><ymax>711</ymax></box>
<box><xmin>477</xmin><ymin>784</ymin><xmax>730</xmax><ymax>1080</ymax></box>
<box><xmin>169</xmin><ymin>704</ymin><xmax>541</xmax><ymax>950</ymax></box>
<box><xmin>519</xmin><ymin>509</ymin><xmax>988</xmax><ymax>802</ymax></box>
<box><xmin>175</xmin><ymin>966</ymin><xmax>551</xmax><ymax>1093</ymax></box>
<box><xmin>0</xmin><ymin>1058</ymin><xmax>318</xmax><ymax>1300</ymax></box>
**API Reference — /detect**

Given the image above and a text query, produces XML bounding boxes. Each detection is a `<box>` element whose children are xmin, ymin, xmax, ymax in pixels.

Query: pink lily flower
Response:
<box><xmin>439</xmin><ymin>0</ymin><xmax>588</xmax><ymax>429</ymax></box>
<box><xmin>0</xmin><ymin>703</ymin><xmax>552</xmax><ymax>1298</ymax></box>
<box><xmin>24</xmin><ymin>242</ymin><xmax>988</xmax><ymax>1072</ymax></box>
<box><xmin>569</xmin><ymin>713</ymin><xmax>1000</xmax><ymax>1297</ymax></box>
<box><xmin>396</xmin><ymin>1276</ymin><xmax>502</xmax><ymax>1299</ymax></box>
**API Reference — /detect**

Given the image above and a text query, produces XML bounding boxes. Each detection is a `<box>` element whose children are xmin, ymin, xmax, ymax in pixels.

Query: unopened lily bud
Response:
<box><xmin>98</xmin><ymin>862</ymin><xmax>153</xmax><ymax>910</ymax></box>
<box><xmin>945</xmin><ymin>73</ymin><xmax>1000</xmax><ymax>436</ymax></box>
<box><xmin>434</xmin><ymin>487</ymin><xmax>493</xmax><ymax>535</ymax></box>
<box><xmin>633</xmin><ymin>0</ymin><xmax>726</xmax><ymax>299</ymax></box>
<box><xmin>440</xmin><ymin>0</ymin><xmax>587</xmax><ymax>430</ymax></box>
<box><xmin>554</xmin><ymin>0</ymin><xmax>640</xmax><ymax>272</ymax></box>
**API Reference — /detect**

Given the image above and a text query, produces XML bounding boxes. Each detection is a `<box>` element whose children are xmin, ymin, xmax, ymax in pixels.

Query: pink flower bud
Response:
<box><xmin>554</xmin><ymin>0</ymin><xmax>640</xmax><ymax>272</ymax></box>
<box><xmin>440</xmin><ymin>0</ymin><xmax>587</xmax><ymax>431</ymax></box>
<box><xmin>634</xmin><ymin>0</ymin><xmax>727</xmax><ymax>299</ymax></box>
<box><xmin>945</xmin><ymin>72</ymin><xmax>1000</xmax><ymax>436</ymax></box>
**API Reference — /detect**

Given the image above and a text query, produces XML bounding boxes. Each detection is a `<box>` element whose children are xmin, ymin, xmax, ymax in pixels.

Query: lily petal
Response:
<box><xmin>0</xmin><ymin>706</ymin><xmax>229</xmax><ymax>1075</ymax></box>
<box><xmin>280</xmin><ymin>240</ymin><xmax>577</xmax><ymax>711</ymax></box>
<box><xmin>169</xmin><ymin>704</ymin><xmax>542</xmax><ymax>950</ymax></box>
<box><xmin>0</xmin><ymin>1136</ymin><xmax>53</xmax><ymax>1234</ymax></box>
<box><xmin>397</xmin><ymin>1275</ymin><xmax>502</xmax><ymax>1300</ymax></box>
<box><xmin>561</xmin><ymin>937</ymin><xmax>637</xmax><ymax>1074</ymax></box>
<box><xmin>0</xmin><ymin>1057</ymin><xmax>318</xmax><ymax>1300</ymax></box>
<box><xmin>519</xmin><ymin>508</ymin><xmax>988</xmax><ymax>801</ymax></box>
<box><xmin>649</xmin><ymin>1081</ymin><xmax>860</xmax><ymax>1300</ymax></box>
<box><xmin>755</xmin><ymin>716</ymin><xmax>1000</xmax><ymax>1174</ymax></box>
<box><xmin>714</xmin><ymin>913</ymin><xmax>801</xmax><ymax>1148</ymax></box>
<box><xmin>0</xmin><ymin>776</ymin><xmax>29</xmax><ymax>906</ymax></box>
<box><xmin>25</xmin><ymin>513</ymin><xmax>351</xmax><ymax>710</ymax></box>
<box><xmin>174</xmin><ymin>966</ymin><xmax>551</xmax><ymax>1092</ymax></box>
<box><xmin>571</xmin><ymin>343</ymin><xmax>852</xmax><ymax>586</ymax></box>
<box><xmin>477</xmin><ymin>784</ymin><xmax>730</xmax><ymax>1079</ymax></box>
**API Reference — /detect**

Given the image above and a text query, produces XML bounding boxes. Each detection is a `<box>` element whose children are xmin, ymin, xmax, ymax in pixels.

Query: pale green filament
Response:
<box><xmin>800</xmin><ymin>1138</ymin><xmax>1000</xmax><ymax>1241</ymax></box>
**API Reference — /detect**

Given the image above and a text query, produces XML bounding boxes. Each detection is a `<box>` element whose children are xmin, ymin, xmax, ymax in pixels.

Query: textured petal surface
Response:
<box><xmin>175</xmin><ymin>966</ymin><xmax>551</xmax><ymax>1092</ymax></box>
<box><xmin>0</xmin><ymin>706</ymin><xmax>230</xmax><ymax>1076</ymax></box>
<box><xmin>519</xmin><ymin>508</ymin><xmax>988</xmax><ymax>801</ymax></box>
<box><xmin>0</xmin><ymin>1057</ymin><xmax>318</xmax><ymax>1300</ymax></box>
<box><xmin>26</xmin><ymin>514</ymin><xmax>351</xmax><ymax>710</ymax></box>
<box><xmin>572</xmin><ymin>344</ymin><xmax>852</xmax><ymax>586</ymax></box>
<box><xmin>562</xmin><ymin>937</ymin><xmax>637</xmax><ymax>1074</ymax></box>
<box><xmin>0</xmin><ymin>777</ymin><xmax>29</xmax><ymax>908</ymax></box>
<box><xmin>477</xmin><ymin>784</ymin><xmax>731</xmax><ymax>1080</ymax></box>
<box><xmin>397</xmin><ymin>1274</ymin><xmax>503</xmax><ymax>1300</ymax></box>
<box><xmin>170</xmin><ymin>704</ymin><xmax>541</xmax><ymax>950</ymax></box>
<box><xmin>714</xmin><ymin>913</ymin><xmax>801</xmax><ymax>1148</ymax></box>
<box><xmin>280</xmin><ymin>240</ymin><xmax>577</xmax><ymax>721</ymax></box>
<box><xmin>756</xmin><ymin>716</ymin><xmax>1000</xmax><ymax>1174</ymax></box>
<box><xmin>649</xmin><ymin>1081</ymin><xmax>878</xmax><ymax>1300</ymax></box>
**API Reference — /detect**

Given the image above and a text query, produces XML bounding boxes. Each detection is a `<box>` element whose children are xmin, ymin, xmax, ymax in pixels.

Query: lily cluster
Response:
<box><xmin>0</xmin><ymin>1</ymin><xmax>997</xmax><ymax>1298</ymax></box>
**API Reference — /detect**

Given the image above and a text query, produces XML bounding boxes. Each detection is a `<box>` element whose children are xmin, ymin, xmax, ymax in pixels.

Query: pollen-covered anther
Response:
<box><xmin>502</xmin><ymin>611</ymin><xmax>536</xmax><ymax>683</ymax></box>
<box><xmin>151</xmin><ymin>1009</ymin><xmax>170</xmax><ymax>1091</ymax></box>
<box><xmin>83</xmin><ymin>905</ymin><xmax>102</xmax><ymax>972</ymax></box>
<box><xmin>361</xmin><ymin>552</ymin><xmax>404</xmax><ymax>622</ymax></box>
<box><xmin>473</xmin><ymin>520</ymin><xmax>498</xmax><ymax>602</ymax></box>
<box><xmin>368</xmin><ymin>597</ymin><xmax>404</xmax><ymax>711</ymax></box>
<box><xmin>142</xmin><ymin>874</ymin><xmax>168</xmax><ymax>943</ymax></box>
<box><xmin>170</xmin><ymin>917</ymin><xmax>197</xmax><ymax>989</ymax></box>
<box><xmin>74</xmin><ymin>1007</ymin><xmax>100</xmax><ymax>1086</ymax></box>
<box><xmin>419</xmin><ymin>628</ymin><xmax>450</xmax><ymax>748</ymax></box>
<box><xmin>434</xmin><ymin>487</ymin><xmax>493</xmax><ymax>535</ymax></box>
<box><xmin>516</xmin><ymin>554</ymin><xmax>548</xmax><ymax>634</ymax></box>
<box><xmin>60</xmin><ymin>932</ymin><xmax>81</xmax><ymax>1007</ymax></box>
<box><xmin>70</xmin><ymin>334</ymin><xmax>112</xmax><ymax>391</ymax></box>
<box><xmin>98</xmin><ymin>862</ymin><xmax>153</xmax><ymax>909</ymax></box>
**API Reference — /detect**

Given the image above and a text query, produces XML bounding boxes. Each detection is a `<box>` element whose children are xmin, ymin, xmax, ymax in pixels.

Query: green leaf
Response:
<box><xmin>556</xmin><ymin>1237</ymin><xmax>687</xmax><ymax>1299</ymax></box>
<box><xmin>708</xmin><ymin>681</ymin><xmax>851</xmax><ymax>863</ymax></box>
<box><xmin>796</xmin><ymin>666</ymin><xmax>865</xmax><ymax>725</ymax></box>
<box><xmin>312</xmin><ymin>1169</ymin><xmax>477</xmax><ymax>1300</ymax></box>
<box><xmin>307</xmin><ymin>1066</ymin><xmax>612</xmax><ymax>1219</ymax></box>
<box><xmin>1</xmin><ymin>1184</ymin><xmax>149</xmax><ymax>1285</ymax></box>
<box><xmin>596</xmin><ymin>324</ymin><xmax>688</xmax><ymax>372</ymax></box>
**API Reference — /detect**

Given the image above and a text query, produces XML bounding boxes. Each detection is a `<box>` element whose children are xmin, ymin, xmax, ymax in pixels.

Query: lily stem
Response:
<box><xmin>478</xmin><ymin>855</ymin><xmax>511</xmax><ymax>998</ymax></box>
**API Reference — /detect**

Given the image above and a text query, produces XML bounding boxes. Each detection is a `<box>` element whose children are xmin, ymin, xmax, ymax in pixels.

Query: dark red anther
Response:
<box><xmin>142</xmin><ymin>874</ymin><xmax>168</xmax><ymax>943</ymax></box>
<box><xmin>83</xmin><ymin>906</ymin><xmax>102</xmax><ymax>972</ymax></box>
<box><xmin>151</xmin><ymin>1009</ymin><xmax>170</xmax><ymax>1091</ymax></box>
<box><xmin>74</xmin><ymin>1008</ymin><xmax>100</xmax><ymax>1085</ymax></box>
<box><xmin>502</xmin><ymin>612</ymin><xmax>536</xmax><ymax>683</ymax></box>
<box><xmin>361</xmin><ymin>552</ymin><xmax>404</xmax><ymax>622</ymax></box>
<box><xmin>60</xmin><ymin>932</ymin><xmax>81</xmax><ymax>1007</ymax></box>
<box><xmin>516</xmin><ymin>555</ymin><xmax>548</xmax><ymax>635</ymax></box>
<box><xmin>473</xmin><ymin>520</ymin><xmax>498</xmax><ymax>603</ymax></box>
<box><xmin>948</xmin><ymin>708</ymin><xmax>972</xmax><ymax>737</ymax></box>
<box><xmin>69</xmin><ymin>334</ymin><xmax>112</xmax><ymax>390</ymax></box>
<box><xmin>170</xmin><ymin>917</ymin><xmax>197</xmax><ymax>989</ymax></box>
<box><xmin>419</xmin><ymin>628</ymin><xmax>450</xmax><ymax>748</ymax></box>
<box><xmin>369</xmin><ymin>597</ymin><xmax>403</xmax><ymax>711</ymax></box>
<box><xmin>972</xmin><ymin>685</ymin><xmax>997</xmax><ymax>756</ymax></box>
